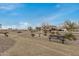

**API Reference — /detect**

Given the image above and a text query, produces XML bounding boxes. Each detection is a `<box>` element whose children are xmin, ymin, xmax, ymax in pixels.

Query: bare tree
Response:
<box><xmin>41</xmin><ymin>22</ymin><xmax>52</xmax><ymax>36</ymax></box>
<box><xmin>63</xmin><ymin>20</ymin><xmax>77</xmax><ymax>31</ymax></box>
<box><xmin>28</xmin><ymin>26</ymin><xmax>33</xmax><ymax>32</ymax></box>
<box><xmin>28</xmin><ymin>26</ymin><xmax>35</xmax><ymax>37</ymax></box>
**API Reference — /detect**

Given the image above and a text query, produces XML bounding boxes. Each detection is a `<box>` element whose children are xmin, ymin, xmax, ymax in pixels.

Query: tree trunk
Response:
<box><xmin>61</xmin><ymin>39</ymin><xmax>65</xmax><ymax>44</ymax></box>
<box><xmin>39</xmin><ymin>33</ymin><xmax>41</xmax><ymax>37</ymax></box>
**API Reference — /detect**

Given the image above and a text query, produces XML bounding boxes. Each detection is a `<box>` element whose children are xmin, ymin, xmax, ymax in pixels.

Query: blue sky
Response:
<box><xmin>0</xmin><ymin>3</ymin><xmax>79</xmax><ymax>29</ymax></box>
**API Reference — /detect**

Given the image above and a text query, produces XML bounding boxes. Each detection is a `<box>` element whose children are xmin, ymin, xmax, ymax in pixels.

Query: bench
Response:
<box><xmin>49</xmin><ymin>35</ymin><xmax>65</xmax><ymax>44</ymax></box>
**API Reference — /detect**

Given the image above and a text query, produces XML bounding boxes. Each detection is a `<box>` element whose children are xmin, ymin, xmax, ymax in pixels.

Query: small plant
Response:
<box><xmin>64</xmin><ymin>32</ymin><xmax>76</xmax><ymax>41</ymax></box>
<box><xmin>17</xmin><ymin>31</ymin><xmax>22</xmax><ymax>33</ymax></box>
<box><xmin>4</xmin><ymin>32</ymin><xmax>8</xmax><ymax>37</ymax></box>
<box><xmin>31</xmin><ymin>33</ymin><xmax>35</xmax><ymax>37</ymax></box>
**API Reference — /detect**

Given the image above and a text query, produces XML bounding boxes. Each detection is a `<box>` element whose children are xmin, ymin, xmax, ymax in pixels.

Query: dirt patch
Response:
<box><xmin>0</xmin><ymin>37</ymin><xmax>15</xmax><ymax>55</ymax></box>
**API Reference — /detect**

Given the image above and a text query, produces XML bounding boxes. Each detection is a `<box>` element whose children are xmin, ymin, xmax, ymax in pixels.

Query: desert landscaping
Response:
<box><xmin>0</xmin><ymin>20</ymin><xmax>79</xmax><ymax>56</ymax></box>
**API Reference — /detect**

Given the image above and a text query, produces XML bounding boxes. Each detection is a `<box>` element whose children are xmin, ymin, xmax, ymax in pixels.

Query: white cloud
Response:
<box><xmin>0</xmin><ymin>4</ymin><xmax>23</xmax><ymax>15</ymax></box>
<box><xmin>19</xmin><ymin>21</ymin><xmax>31</xmax><ymax>29</ymax></box>
<box><xmin>0</xmin><ymin>4</ymin><xmax>24</xmax><ymax>16</ymax></box>
<box><xmin>2</xmin><ymin>25</ymin><xmax>17</xmax><ymax>29</ymax></box>
<box><xmin>0</xmin><ymin>6</ymin><xmax>14</xmax><ymax>10</ymax></box>
<box><xmin>2</xmin><ymin>21</ymin><xmax>31</xmax><ymax>29</ymax></box>
<box><xmin>0</xmin><ymin>4</ymin><xmax>18</xmax><ymax>11</ymax></box>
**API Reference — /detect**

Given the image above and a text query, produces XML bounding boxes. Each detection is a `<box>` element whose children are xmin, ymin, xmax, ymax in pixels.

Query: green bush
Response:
<box><xmin>64</xmin><ymin>33</ymin><xmax>76</xmax><ymax>41</ymax></box>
